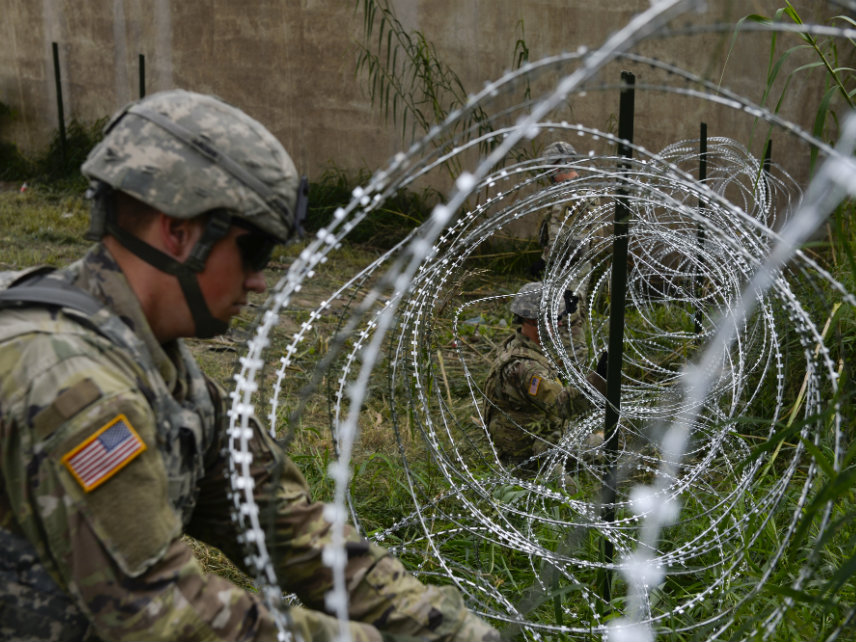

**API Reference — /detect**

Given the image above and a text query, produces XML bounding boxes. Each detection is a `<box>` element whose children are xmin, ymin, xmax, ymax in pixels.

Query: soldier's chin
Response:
<box><xmin>194</xmin><ymin>315</ymin><xmax>232</xmax><ymax>339</ymax></box>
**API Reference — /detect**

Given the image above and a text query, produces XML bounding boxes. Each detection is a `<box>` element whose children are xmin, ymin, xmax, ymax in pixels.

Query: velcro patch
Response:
<box><xmin>528</xmin><ymin>375</ymin><xmax>542</xmax><ymax>396</ymax></box>
<box><xmin>55</xmin><ymin>378</ymin><xmax>101</xmax><ymax>420</ymax></box>
<box><xmin>62</xmin><ymin>414</ymin><xmax>147</xmax><ymax>492</ymax></box>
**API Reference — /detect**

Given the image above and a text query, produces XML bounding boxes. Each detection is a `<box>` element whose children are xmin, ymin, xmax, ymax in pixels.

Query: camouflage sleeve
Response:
<box><xmin>538</xmin><ymin>210</ymin><xmax>551</xmax><ymax>249</ymax></box>
<box><xmin>556</xmin><ymin>382</ymin><xmax>592</xmax><ymax>419</ymax></box>
<box><xmin>187</xmin><ymin>394</ymin><xmax>500</xmax><ymax>642</ymax></box>
<box><xmin>1</xmin><ymin>328</ymin><xmax>380</xmax><ymax>641</ymax></box>
<box><xmin>547</xmin><ymin>202</ymin><xmax>565</xmax><ymax>246</ymax></box>
<box><xmin>503</xmin><ymin>358</ymin><xmax>589</xmax><ymax>419</ymax></box>
<box><xmin>502</xmin><ymin>357</ymin><xmax>564</xmax><ymax>414</ymax></box>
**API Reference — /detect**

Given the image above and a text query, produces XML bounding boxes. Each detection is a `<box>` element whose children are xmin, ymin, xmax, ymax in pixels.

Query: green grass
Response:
<box><xmin>0</xmin><ymin>189</ymin><xmax>91</xmax><ymax>268</ymax></box>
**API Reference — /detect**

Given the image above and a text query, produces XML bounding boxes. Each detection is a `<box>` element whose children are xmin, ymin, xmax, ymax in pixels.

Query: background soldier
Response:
<box><xmin>0</xmin><ymin>89</ymin><xmax>499</xmax><ymax>642</ymax></box>
<box><xmin>536</xmin><ymin>141</ymin><xmax>601</xmax><ymax>356</ymax></box>
<box><xmin>483</xmin><ymin>282</ymin><xmax>607</xmax><ymax>466</ymax></box>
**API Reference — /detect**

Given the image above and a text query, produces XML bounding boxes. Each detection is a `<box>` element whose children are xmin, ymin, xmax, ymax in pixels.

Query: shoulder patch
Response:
<box><xmin>62</xmin><ymin>414</ymin><xmax>146</xmax><ymax>492</ymax></box>
<box><xmin>528</xmin><ymin>375</ymin><xmax>542</xmax><ymax>396</ymax></box>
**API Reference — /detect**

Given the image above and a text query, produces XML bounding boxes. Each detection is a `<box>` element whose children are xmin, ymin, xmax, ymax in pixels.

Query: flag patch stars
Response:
<box><xmin>62</xmin><ymin>414</ymin><xmax>147</xmax><ymax>492</ymax></box>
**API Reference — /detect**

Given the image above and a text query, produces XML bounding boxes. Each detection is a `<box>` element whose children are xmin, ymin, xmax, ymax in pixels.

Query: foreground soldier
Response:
<box><xmin>0</xmin><ymin>90</ymin><xmax>499</xmax><ymax>641</ymax></box>
<box><xmin>483</xmin><ymin>283</ymin><xmax>606</xmax><ymax>464</ymax></box>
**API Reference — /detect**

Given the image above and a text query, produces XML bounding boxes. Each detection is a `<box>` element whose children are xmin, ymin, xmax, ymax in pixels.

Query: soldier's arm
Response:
<box><xmin>1</xmin><ymin>333</ymin><xmax>382</xmax><ymax>641</ymax></box>
<box><xmin>503</xmin><ymin>358</ymin><xmax>565</xmax><ymax>412</ymax></box>
<box><xmin>188</xmin><ymin>383</ymin><xmax>499</xmax><ymax>641</ymax></box>
<box><xmin>505</xmin><ymin>358</ymin><xmax>590</xmax><ymax>419</ymax></box>
<box><xmin>538</xmin><ymin>211</ymin><xmax>552</xmax><ymax>248</ymax></box>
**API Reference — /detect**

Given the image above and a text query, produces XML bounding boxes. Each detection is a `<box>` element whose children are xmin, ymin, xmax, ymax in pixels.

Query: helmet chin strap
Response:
<box><xmin>103</xmin><ymin>203</ymin><xmax>233</xmax><ymax>338</ymax></box>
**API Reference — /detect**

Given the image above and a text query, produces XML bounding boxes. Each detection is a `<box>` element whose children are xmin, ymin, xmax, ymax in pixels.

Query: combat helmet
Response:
<box><xmin>83</xmin><ymin>89</ymin><xmax>305</xmax><ymax>242</ymax></box>
<box><xmin>509</xmin><ymin>282</ymin><xmax>543</xmax><ymax>320</ymax></box>
<box><xmin>81</xmin><ymin>89</ymin><xmax>308</xmax><ymax>337</ymax></box>
<box><xmin>543</xmin><ymin>140</ymin><xmax>578</xmax><ymax>163</ymax></box>
<box><xmin>543</xmin><ymin>140</ymin><xmax>581</xmax><ymax>183</ymax></box>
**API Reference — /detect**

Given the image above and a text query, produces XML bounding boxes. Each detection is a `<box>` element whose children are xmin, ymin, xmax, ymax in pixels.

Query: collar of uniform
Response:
<box><xmin>514</xmin><ymin>327</ymin><xmax>540</xmax><ymax>351</ymax></box>
<box><xmin>68</xmin><ymin>244</ymin><xmax>182</xmax><ymax>397</ymax></box>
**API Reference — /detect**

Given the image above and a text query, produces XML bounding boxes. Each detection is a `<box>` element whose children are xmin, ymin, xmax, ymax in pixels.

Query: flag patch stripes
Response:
<box><xmin>62</xmin><ymin>414</ymin><xmax>146</xmax><ymax>492</ymax></box>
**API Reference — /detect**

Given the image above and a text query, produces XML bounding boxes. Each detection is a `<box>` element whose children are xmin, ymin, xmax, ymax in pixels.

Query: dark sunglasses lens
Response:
<box><xmin>236</xmin><ymin>234</ymin><xmax>275</xmax><ymax>271</ymax></box>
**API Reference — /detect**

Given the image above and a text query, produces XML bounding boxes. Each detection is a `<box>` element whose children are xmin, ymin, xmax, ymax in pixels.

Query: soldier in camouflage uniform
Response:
<box><xmin>483</xmin><ymin>283</ymin><xmax>606</xmax><ymax>464</ymax></box>
<box><xmin>0</xmin><ymin>90</ymin><xmax>499</xmax><ymax>642</ymax></box>
<box><xmin>536</xmin><ymin>141</ymin><xmax>600</xmax><ymax>357</ymax></box>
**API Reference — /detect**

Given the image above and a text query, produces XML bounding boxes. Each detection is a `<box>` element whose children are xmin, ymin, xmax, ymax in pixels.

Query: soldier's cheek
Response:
<box><xmin>197</xmin><ymin>271</ymin><xmax>244</xmax><ymax>320</ymax></box>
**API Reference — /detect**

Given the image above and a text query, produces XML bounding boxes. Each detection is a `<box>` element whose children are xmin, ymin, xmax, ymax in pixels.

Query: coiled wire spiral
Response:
<box><xmin>225</xmin><ymin>1</ymin><xmax>856</xmax><ymax>640</ymax></box>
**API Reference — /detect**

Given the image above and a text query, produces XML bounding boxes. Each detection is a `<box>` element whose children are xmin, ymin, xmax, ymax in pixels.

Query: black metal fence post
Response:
<box><xmin>139</xmin><ymin>54</ymin><xmax>146</xmax><ymax>98</ymax></box>
<box><xmin>51</xmin><ymin>42</ymin><xmax>67</xmax><ymax>164</ymax></box>
<box><xmin>694</xmin><ymin>122</ymin><xmax>708</xmax><ymax>334</ymax></box>
<box><xmin>601</xmin><ymin>70</ymin><xmax>635</xmax><ymax>604</ymax></box>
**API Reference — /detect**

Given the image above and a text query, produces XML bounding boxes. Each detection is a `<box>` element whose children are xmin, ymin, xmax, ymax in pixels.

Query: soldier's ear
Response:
<box><xmin>159</xmin><ymin>215</ymin><xmax>202</xmax><ymax>260</ymax></box>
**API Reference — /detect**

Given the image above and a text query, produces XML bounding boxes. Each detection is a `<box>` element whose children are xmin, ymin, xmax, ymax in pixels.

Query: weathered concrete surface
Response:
<box><xmin>0</xmin><ymin>0</ymin><xmax>850</xmax><ymax>191</ymax></box>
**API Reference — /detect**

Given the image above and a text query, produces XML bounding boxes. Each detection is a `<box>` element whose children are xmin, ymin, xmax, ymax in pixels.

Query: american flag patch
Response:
<box><xmin>528</xmin><ymin>375</ymin><xmax>542</xmax><ymax>396</ymax></box>
<box><xmin>62</xmin><ymin>415</ymin><xmax>146</xmax><ymax>492</ymax></box>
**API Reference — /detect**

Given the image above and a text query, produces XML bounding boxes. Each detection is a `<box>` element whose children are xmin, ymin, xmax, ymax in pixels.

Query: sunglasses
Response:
<box><xmin>232</xmin><ymin>220</ymin><xmax>277</xmax><ymax>272</ymax></box>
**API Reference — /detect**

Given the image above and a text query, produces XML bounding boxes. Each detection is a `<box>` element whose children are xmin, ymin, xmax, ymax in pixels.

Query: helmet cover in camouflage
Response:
<box><xmin>82</xmin><ymin>89</ymin><xmax>299</xmax><ymax>242</ymax></box>
<box><xmin>544</xmin><ymin>140</ymin><xmax>578</xmax><ymax>163</ymax></box>
<box><xmin>509</xmin><ymin>282</ymin><xmax>543</xmax><ymax>319</ymax></box>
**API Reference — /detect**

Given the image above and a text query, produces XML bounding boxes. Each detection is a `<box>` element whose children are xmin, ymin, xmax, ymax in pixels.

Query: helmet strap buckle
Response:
<box><xmin>184</xmin><ymin>210</ymin><xmax>233</xmax><ymax>272</ymax></box>
<box><xmin>83</xmin><ymin>181</ymin><xmax>113</xmax><ymax>241</ymax></box>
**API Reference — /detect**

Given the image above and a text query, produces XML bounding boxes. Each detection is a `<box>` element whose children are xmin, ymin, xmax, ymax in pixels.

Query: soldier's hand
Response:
<box><xmin>596</xmin><ymin>350</ymin><xmax>609</xmax><ymax>379</ymax></box>
<box><xmin>563</xmin><ymin>289</ymin><xmax>579</xmax><ymax>316</ymax></box>
<box><xmin>557</xmin><ymin>290</ymin><xmax>579</xmax><ymax>325</ymax></box>
<box><xmin>585</xmin><ymin>352</ymin><xmax>608</xmax><ymax>396</ymax></box>
<box><xmin>587</xmin><ymin>370</ymin><xmax>607</xmax><ymax>396</ymax></box>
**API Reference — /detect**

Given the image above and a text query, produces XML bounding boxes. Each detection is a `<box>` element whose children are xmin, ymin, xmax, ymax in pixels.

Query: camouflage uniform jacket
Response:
<box><xmin>483</xmin><ymin>330</ymin><xmax>589</xmax><ymax>460</ymax></box>
<box><xmin>0</xmin><ymin>244</ymin><xmax>498</xmax><ymax>642</ymax></box>
<box><xmin>537</xmin><ymin>193</ymin><xmax>599</xmax><ymax>354</ymax></box>
<box><xmin>537</xmin><ymin>191</ymin><xmax>599</xmax><ymax>266</ymax></box>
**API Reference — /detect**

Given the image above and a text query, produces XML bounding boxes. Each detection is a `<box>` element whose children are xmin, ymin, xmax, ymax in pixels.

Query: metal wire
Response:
<box><xmin>225</xmin><ymin>3</ymin><xmax>856</xmax><ymax>640</ymax></box>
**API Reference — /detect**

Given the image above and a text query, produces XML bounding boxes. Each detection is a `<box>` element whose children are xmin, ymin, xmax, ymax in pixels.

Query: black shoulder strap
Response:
<box><xmin>0</xmin><ymin>271</ymin><xmax>104</xmax><ymax>317</ymax></box>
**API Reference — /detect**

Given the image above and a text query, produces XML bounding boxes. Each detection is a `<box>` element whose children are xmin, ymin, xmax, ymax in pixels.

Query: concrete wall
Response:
<box><xmin>0</xmin><ymin>0</ymin><xmax>849</xmax><ymax>188</ymax></box>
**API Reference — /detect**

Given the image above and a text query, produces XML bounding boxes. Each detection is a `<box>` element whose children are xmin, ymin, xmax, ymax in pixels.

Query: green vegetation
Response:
<box><xmin>306</xmin><ymin>165</ymin><xmax>440</xmax><ymax>248</ymax></box>
<box><xmin>0</xmin><ymin>189</ymin><xmax>90</xmax><ymax>268</ymax></box>
<box><xmin>0</xmin><ymin>102</ymin><xmax>31</xmax><ymax>181</ymax></box>
<box><xmin>354</xmin><ymin>0</ymin><xmax>494</xmax><ymax>176</ymax></box>
<box><xmin>354</xmin><ymin>0</ymin><xmax>539</xmax><ymax>178</ymax></box>
<box><xmin>727</xmin><ymin>1</ymin><xmax>856</xmax><ymax>171</ymax></box>
<box><xmin>34</xmin><ymin>118</ymin><xmax>107</xmax><ymax>190</ymax></box>
<box><xmin>0</xmin><ymin>102</ymin><xmax>105</xmax><ymax>190</ymax></box>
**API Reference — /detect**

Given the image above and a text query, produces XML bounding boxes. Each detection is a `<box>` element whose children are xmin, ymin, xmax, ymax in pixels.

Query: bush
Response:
<box><xmin>0</xmin><ymin>102</ymin><xmax>33</xmax><ymax>181</ymax></box>
<box><xmin>0</xmin><ymin>100</ymin><xmax>105</xmax><ymax>191</ymax></box>
<box><xmin>305</xmin><ymin>166</ymin><xmax>440</xmax><ymax>248</ymax></box>
<box><xmin>32</xmin><ymin>117</ymin><xmax>107</xmax><ymax>190</ymax></box>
